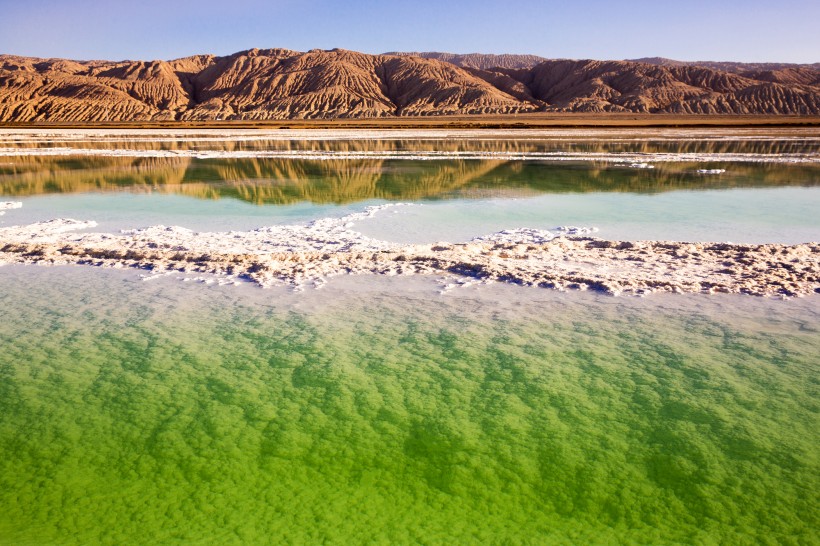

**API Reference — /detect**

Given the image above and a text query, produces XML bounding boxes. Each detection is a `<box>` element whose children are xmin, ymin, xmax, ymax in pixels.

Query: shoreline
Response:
<box><xmin>2</xmin><ymin>114</ymin><xmax>820</xmax><ymax>130</ymax></box>
<box><xmin>2</xmin><ymin>204</ymin><xmax>817</xmax><ymax>298</ymax></box>
<box><xmin>2</xmin><ymin>226</ymin><xmax>816</xmax><ymax>297</ymax></box>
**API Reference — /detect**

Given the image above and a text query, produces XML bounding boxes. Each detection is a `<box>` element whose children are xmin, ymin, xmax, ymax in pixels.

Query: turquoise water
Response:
<box><xmin>1</xmin><ymin>159</ymin><xmax>818</xmax><ymax>242</ymax></box>
<box><xmin>1</xmin><ymin>131</ymin><xmax>819</xmax><ymax>242</ymax></box>
<box><xmin>356</xmin><ymin>187</ymin><xmax>820</xmax><ymax>244</ymax></box>
<box><xmin>0</xmin><ymin>267</ymin><xmax>818</xmax><ymax>544</ymax></box>
<box><xmin>5</xmin><ymin>186</ymin><xmax>820</xmax><ymax>243</ymax></box>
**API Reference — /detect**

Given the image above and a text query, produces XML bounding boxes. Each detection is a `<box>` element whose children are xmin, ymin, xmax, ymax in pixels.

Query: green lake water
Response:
<box><xmin>0</xmin><ymin>267</ymin><xmax>817</xmax><ymax>545</ymax></box>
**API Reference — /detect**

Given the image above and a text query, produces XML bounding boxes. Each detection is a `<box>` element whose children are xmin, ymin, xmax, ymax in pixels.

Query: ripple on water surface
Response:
<box><xmin>0</xmin><ymin>266</ymin><xmax>817</xmax><ymax>544</ymax></box>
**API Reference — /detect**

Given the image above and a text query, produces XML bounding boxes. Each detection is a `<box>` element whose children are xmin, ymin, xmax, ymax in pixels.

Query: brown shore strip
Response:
<box><xmin>2</xmin><ymin>114</ymin><xmax>820</xmax><ymax>130</ymax></box>
<box><xmin>2</xmin><ymin>237</ymin><xmax>817</xmax><ymax>297</ymax></box>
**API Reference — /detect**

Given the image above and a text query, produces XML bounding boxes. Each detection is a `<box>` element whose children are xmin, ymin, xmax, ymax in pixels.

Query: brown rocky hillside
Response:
<box><xmin>486</xmin><ymin>60</ymin><xmax>820</xmax><ymax>113</ymax></box>
<box><xmin>0</xmin><ymin>48</ymin><xmax>818</xmax><ymax>121</ymax></box>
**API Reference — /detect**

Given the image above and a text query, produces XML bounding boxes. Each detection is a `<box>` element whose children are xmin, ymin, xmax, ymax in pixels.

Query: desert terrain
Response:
<box><xmin>1</xmin><ymin>48</ymin><xmax>819</xmax><ymax>123</ymax></box>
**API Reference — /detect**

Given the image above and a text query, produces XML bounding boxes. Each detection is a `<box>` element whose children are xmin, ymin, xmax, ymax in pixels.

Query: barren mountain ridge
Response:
<box><xmin>1</xmin><ymin>48</ymin><xmax>818</xmax><ymax>121</ymax></box>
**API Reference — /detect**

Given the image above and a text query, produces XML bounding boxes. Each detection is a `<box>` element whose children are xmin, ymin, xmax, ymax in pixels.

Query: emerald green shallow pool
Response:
<box><xmin>0</xmin><ymin>266</ymin><xmax>817</xmax><ymax>545</ymax></box>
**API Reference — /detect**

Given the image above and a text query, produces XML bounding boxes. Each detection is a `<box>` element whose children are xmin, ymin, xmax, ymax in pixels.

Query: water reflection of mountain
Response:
<box><xmin>0</xmin><ymin>155</ymin><xmax>817</xmax><ymax>205</ymax></box>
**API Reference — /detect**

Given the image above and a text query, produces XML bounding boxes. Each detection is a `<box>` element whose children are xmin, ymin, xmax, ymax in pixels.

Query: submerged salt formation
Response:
<box><xmin>0</xmin><ymin>201</ymin><xmax>22</xmax><ymax>216</ymax></box>
<box><xmin>0</xmin><ymin>205</ymin><xmax>816</xmax><ymax>297</ymax></box>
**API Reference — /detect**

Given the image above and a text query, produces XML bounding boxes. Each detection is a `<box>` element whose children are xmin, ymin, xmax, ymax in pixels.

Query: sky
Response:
<box><xmin>0</xmin><ymin>0</ymin><xmax>818</xmax><ymax>63</ymax></box>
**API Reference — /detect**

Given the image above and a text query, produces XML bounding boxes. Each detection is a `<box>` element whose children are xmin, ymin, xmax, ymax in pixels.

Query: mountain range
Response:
<box><xmin>1</xmin><ymin>48</ymin><xmax>818</xmax><ymax>121</ymax></box>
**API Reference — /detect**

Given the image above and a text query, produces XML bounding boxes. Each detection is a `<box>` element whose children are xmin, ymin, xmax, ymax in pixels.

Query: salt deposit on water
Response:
<box><xmin>1</xmin><ymin>202</ymin><xmax>816</xmax><ymax>297</ymax></box>
<box><xmin>0</xmin><ymin>202</ymin><xmax>22</xmax><ymax>216</ymax></box>
<box><xmin>0</xmin><ymin>203</ymin><xmax>593</xmax><ymax>256</ymax></box>
<box><xmin>471</xmin><ymin>226</ymin><xmax>599</xmax><ymax>244</ymax></box>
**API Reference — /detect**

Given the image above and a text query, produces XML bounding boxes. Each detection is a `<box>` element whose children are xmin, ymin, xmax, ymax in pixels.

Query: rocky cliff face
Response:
<box><xmin>1</xmin><ymin>48</ymin><xmax>818</xmax><ymax>121</ymax></box>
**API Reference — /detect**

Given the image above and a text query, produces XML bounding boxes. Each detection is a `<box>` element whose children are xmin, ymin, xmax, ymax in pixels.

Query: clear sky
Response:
<box><xmin>1</xmin><ymin>0</ymin><xmax>818</xmax><ymax>63</ymax></box>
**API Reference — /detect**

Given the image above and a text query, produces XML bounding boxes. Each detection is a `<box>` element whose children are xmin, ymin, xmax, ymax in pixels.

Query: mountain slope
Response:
<box><xmin>0</xmin><ymin>49</ymin><xmax>818</xmax><ymax>121</ymax></box>
<box><xmin>489</xmin><ymin>60</ymin><xmax>820</xmax><ymax>113</ymax></box>
<box><xmin>630</xmin><ymin>57</ymin><xmax>820</xmax><ymax>73</ymax></box>
<box><xmin>383</xmin><ymin>51</ymin><xmax>548</xmax><ymax>70</ymax></box>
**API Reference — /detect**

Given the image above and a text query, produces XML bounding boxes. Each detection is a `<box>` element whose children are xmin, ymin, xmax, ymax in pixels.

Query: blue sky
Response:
<box><xmin>1</xmin><ymin>0</ymin><xmax>818</xmax><ymax>63</ymax></box>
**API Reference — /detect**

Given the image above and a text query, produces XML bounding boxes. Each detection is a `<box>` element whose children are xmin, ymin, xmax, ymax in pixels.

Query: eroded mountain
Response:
<box><xmin>1</xmin><ymin>48</ymin><xmax>818</xmax><ymax>121</ymax></box>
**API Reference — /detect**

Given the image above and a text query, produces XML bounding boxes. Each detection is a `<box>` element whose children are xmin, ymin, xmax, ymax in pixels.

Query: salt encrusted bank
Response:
<box><xmin>1</xmin><ymin>205</ymin><xmax>816</xmax><ymax>296</ymax></box>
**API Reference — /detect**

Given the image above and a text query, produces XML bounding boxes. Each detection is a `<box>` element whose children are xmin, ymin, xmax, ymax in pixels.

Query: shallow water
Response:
<box><xmin>0</xmin><ymin>266</ymin><xmax>817</xmax><ymax>544</ymax></box>
<box><xmin>1</xmin><ymin>128</ymin><xmax>819</xmax><ymax>243</ymax></box>
<box><xmin>356</xmin><ymin>187</ymin><xmax>820</xmax><ymax>244</ymax></box>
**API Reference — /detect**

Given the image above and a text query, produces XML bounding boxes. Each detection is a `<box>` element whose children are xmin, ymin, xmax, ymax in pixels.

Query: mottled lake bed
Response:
<box><xmin>0</xmin><ymin>266</ymin><xmax>818</xmax><ymax>544</ymax></box>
